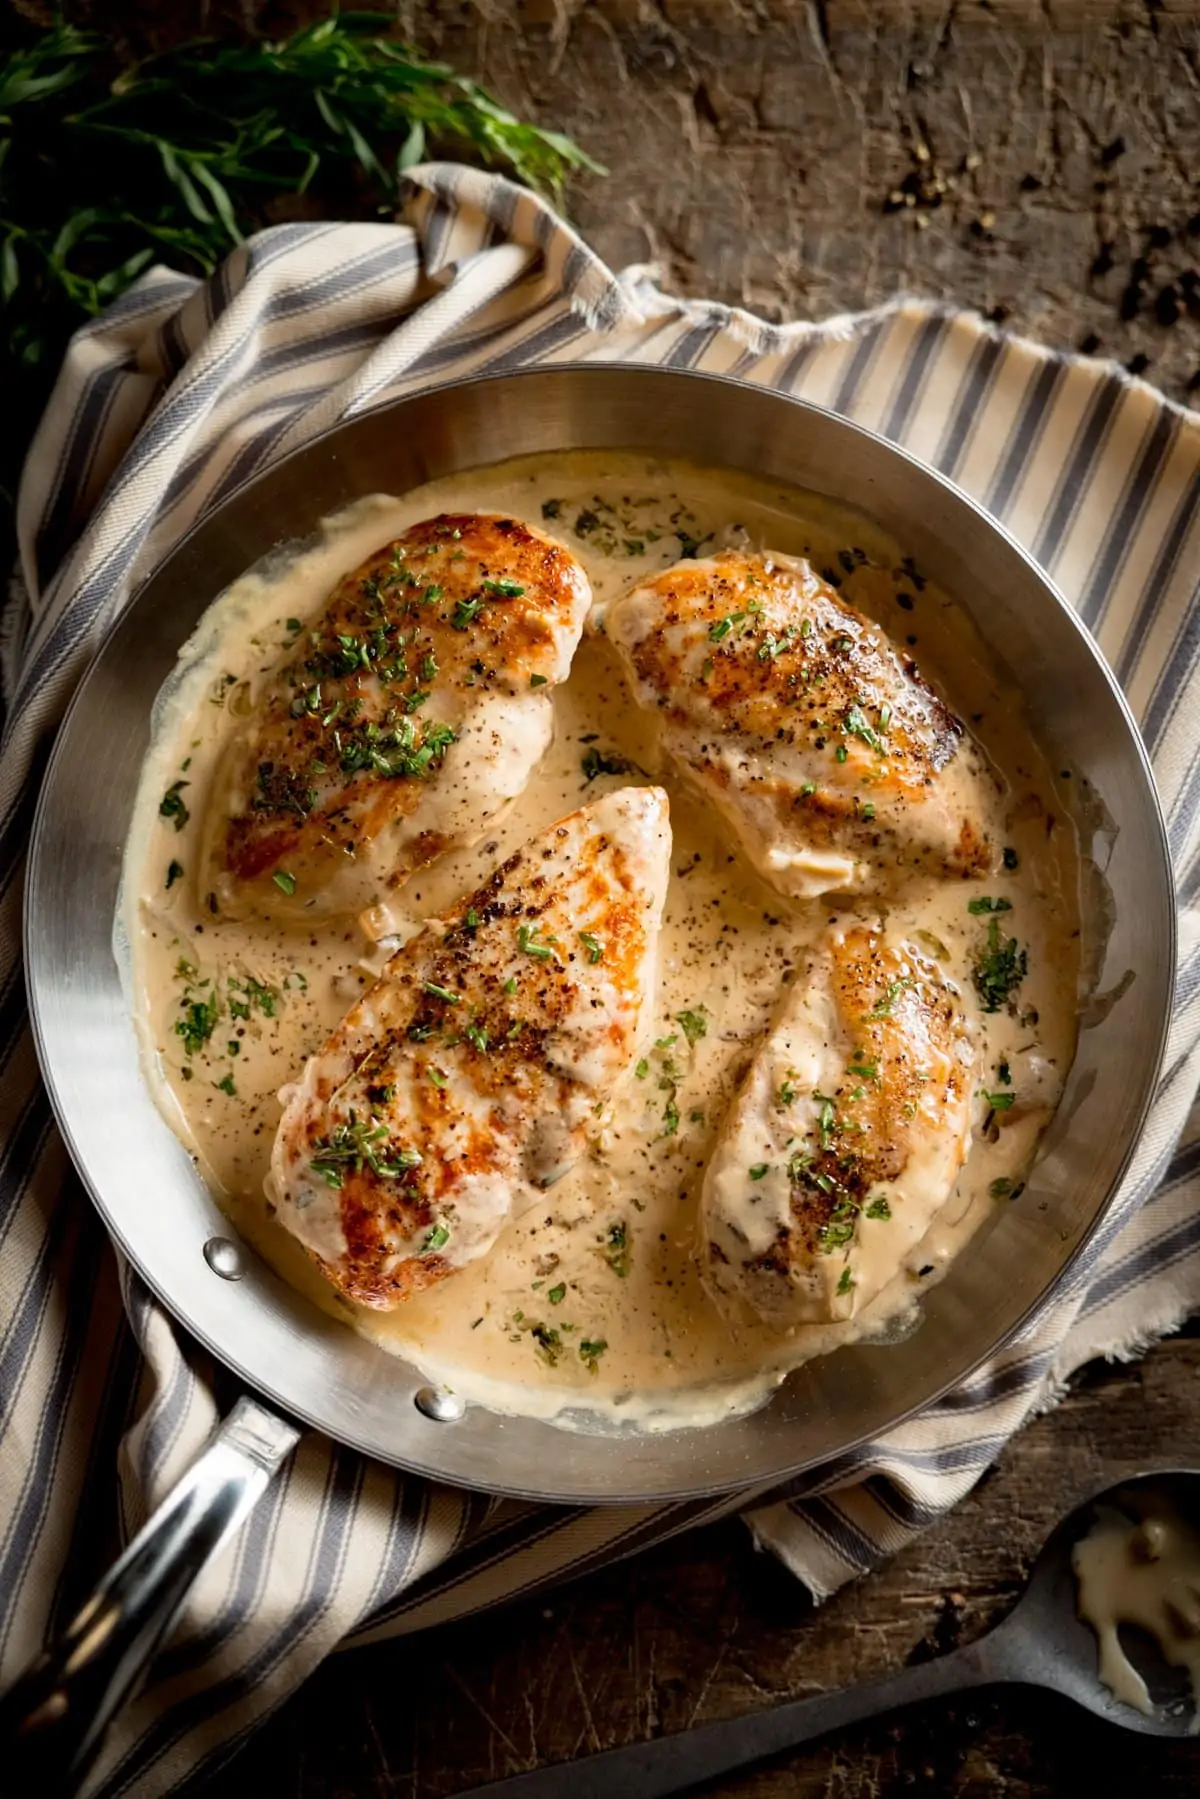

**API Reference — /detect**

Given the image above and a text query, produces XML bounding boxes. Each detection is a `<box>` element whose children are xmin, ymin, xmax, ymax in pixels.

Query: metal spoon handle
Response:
<box><xmin>458</xmin><ymin>1630</ymin><xmax>1016</xmax><ymax>1799</ymax></box>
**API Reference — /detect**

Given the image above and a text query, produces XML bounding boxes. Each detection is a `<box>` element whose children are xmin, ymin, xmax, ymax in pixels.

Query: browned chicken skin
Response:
<box><xmin>607</xmin><ymin>549</ymin><xmax>993</xmax><ymax>898</ymax></box>
<box><xmin>702</xmin><ymin>925</ymin><xmax>977</xmax><ymax>1326</ymax></box>
<box><xmin>270</xmin><ymin>787</ymin><xmax>671</xmax><ymax>1309</ymax></box>
<box><xmin>202</xmin><ymin>513</ymin><xmax>591</xmax><ymax>920</ymax></box>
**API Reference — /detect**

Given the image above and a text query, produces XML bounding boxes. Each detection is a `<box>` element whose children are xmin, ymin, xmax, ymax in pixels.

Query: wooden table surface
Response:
<box><xmin>83</xmin><ymin>0</ymin><xmax>1199</xmax><ymax>1791</ymax></box>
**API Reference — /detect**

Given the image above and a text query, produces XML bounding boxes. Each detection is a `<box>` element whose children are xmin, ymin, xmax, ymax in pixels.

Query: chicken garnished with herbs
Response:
<box><xmin>271</xmin><ymin>787</ymin><xmax>671</xmax><ymax>1308</ymax></box>
<box><xmin>702</xmin><ymin>925</ymin><xmax>977</xmax><ymax>1327</ymax></box>
<box><xmin>202</xmin><ymin>513</ymin><xmax>591</xmax><ymax>920</ymax></box>
<box><xmin>607</xmin><ymin>549</ymin><xmax>993</xmax><ymax>899</ymax></box>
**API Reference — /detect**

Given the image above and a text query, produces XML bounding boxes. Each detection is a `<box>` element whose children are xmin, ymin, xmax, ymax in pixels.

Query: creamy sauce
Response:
<box><xmin>123</xmin><ymin>454</ymin><xmax>1083</xmax><ymax>1432</ymax></box>
<box><xmin>1074</xmin><ymin>1491</ymin><xmax>1200</xmax><ymax>1728</ymax></box>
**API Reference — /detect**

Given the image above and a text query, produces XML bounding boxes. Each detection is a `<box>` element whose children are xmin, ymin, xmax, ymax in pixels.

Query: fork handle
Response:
<box><xmin>457</xmin><ymin>1629</ymin><xmax>1019</xmax><ymax>1799</ymax></box>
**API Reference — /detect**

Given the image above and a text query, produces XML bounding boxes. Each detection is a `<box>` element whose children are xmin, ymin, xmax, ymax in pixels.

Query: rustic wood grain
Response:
<box><xmin>51</xmin><ymin>0</ymin><xmax>1200</xmax><ymax>1790</ymax></box>
<box><xmin>212</xmin><ymin>1335</ymin><xmax>1200</xmax><ymax>1796</ymax></box>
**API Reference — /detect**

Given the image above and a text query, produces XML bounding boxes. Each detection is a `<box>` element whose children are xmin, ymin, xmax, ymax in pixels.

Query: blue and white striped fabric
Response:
<box><xmin>2</xmin><ymin>163</ymin><xmax>1199</xmax><ymax>1796</ymax></box>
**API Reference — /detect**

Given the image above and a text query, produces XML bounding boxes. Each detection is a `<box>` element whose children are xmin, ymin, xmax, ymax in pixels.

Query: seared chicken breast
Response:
<box><xmin>607</xmin><ymin>549</ymin><xmax>992</xmax><ymax>899</ymax></box>
<box><xmin>702</xmin><ymin>925</ymin><xmax>976</xmax><ymax>1327</ymax></box>
<box><xmin>203</xmin><ymin>513</ymin><xmax>591</xmax><ymax>920</ymax></box>
<box><xmin>271</xmin><ymin>786</ymin><xmax>671</xmax><ymax>1308</ymax></box>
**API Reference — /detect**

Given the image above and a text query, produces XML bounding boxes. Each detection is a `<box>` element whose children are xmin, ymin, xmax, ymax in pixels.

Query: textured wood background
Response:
<box><xmin>56</xmin><ymin>0</ymin><xmax>1200</xmax><ymax>1791</ymax></box>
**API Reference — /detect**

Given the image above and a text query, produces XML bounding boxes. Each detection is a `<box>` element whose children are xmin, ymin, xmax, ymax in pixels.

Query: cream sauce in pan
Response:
<box><xmin>123</xmin><ymin>454</ymin><xmax>1083</xmax><ymax>1431</ymax></box>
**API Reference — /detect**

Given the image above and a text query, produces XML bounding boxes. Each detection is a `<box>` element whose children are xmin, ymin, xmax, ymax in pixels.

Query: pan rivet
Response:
<box><xmin>203</xmin><ymin>1236</ymin><xmax>246</xmax><ymax>1281</ymax></box>
<box><xmin>414</xmin><ymin>1386</ymin><xmax>465</xmax><ymax>1423</ymax></box>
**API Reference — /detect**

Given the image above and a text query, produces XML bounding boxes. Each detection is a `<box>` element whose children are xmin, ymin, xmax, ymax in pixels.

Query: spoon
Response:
<box><xmin>458</xmin><ymin>1469</ymin><xmax>1200</xmax><ymax>1799</ymax></box>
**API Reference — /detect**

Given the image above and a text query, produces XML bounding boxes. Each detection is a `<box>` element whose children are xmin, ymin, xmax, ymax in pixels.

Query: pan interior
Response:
<box><xmin>25</xmin><ymin>367</ymin><xmax>1174</xmax><ymax>1504</ymax></box>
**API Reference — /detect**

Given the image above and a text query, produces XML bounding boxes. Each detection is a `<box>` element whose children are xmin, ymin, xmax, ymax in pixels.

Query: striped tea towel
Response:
<box><xmin>2</xmin><ymin>163</ymin><xmax>1199</xmax><ymax>1797</ymax></box>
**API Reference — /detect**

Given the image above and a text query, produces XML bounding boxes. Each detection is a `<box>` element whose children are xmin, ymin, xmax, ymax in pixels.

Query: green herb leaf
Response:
<box><xmin>159</xmin><ymin>779</ymin><xmax>190</xmax><ymax>831</ymax></box>
<box><xmin>547</xmin><ymin>1281</ymin><xmax>566</xmax><ymax>1305</ymax></box>
<box><xmin>973</xmin><ymin>916</ymin><xmax>1027</xmax><ymax>1013</ymax></box>
<box><xmin>580</xmin><ymin>745</ymin><xmax>632</xmax><ymax>783</ymax></box>
<box><xmin>272</xmin><ymin>870</ymin><xmax>297</xmax><ymax>896</ymax></box>
<box><xmin>517</xmin><ymin>922</ymin><xmax>554</xmax><ymax>960</ymax></box>
<box><xmin>422</xmin><ymin>981</ymin><xmax>460</xmax><ymax>1005</ymax></box>
<box><xmin>578</xmin><ymin>931</ymin><xmax>603</xmax><ymax>964</ymax></box>
<box><xmin>675</xmin><ymin>1006</ymin><xmax>708</xmax><ymax>1046</ymax></box>
<box><xmin>967</xmin><ymin>895</ymin><xmax>1013</xmax><ymax>915</ymax></box>
<box><xmin>602</xmin><ymin>1221</ymin><xmax>631</xmax><ymax>1277</ymax></box>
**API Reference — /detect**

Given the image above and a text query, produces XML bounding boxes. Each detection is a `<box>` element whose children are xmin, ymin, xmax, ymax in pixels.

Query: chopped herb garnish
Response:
<box><xmin>427</xmin><ymin>1066</ymin><xmax>448</xmax><ymax>1090</ymax></box>
<box><xmin>973</xmin><ymin>917</ymin><xmax>1028</xmax><ymax>1013</ymax></box>
<box><xmin>997</xmin><ymin>1059</ymin><xmax>1012</xmax><ymax>1085</ymax></box>
<box><xmin>482</xmin><ymin>577</ymin><xmax>525</xmax><ymax>597</ymax></box>
<box><xmin>578</xmin><ymin>931</ymin><xmax>603</xmax><ymax>964</ymax></box>
<box><xmin>865</xmin><ymin>1195</ymin><xmax>892</xmax><ymax>1220</ymax></box>
<box><xmin>530</xmin><ymin>1322</ymin><xmax>562</xmax><ymax>1365</ymax></box>
<box><xmin>309</xmin><ymin>1114</ymin><xmax>421</xmax><ymax>1188</ymax></box>
<box><xmin>836</xmin><ymin>1266</ymin><xmax>855</xmax><ymax>1296</ymax></box>
<box><xmin>579</xmin><ymin>1338</ymin><xmax>607</xmax><ymax>1372</ymax></box>
<box><xmin>1003</xmin><ymin>846</ymin><xmax>1020</xmax><ymax>870</ymax></box>
<box><xmin>860</xmin><ymin>801</ymin><xmax>876</xmax><ymax>822</ymax></box>
<box><xmin>778</xmin><ymin>1073</ymin><xmax>798</xmax><ymax>1107</ymax></box>
<box><xmin>159</xmin><ymin>780</ymin><xmax>190</xmax><ymax>831</ymax></box>
<box><xmin>990</xmin><ymin>1177</ymin><xmax>1015</xmax><ymax>1199</ymax></box>
<box><xmin>450</xmin><ymin>597</ymin><xmax>484</xmax><ymax>630</ymax></box>
<box><xmin>517</xmin><ymin>923</ymin><xmax>554</xmax><ymax>960</ymax></box>
<box><xmin>635</xmin><ymin>1058</ymin><xmax>649</xmax><ymax>1080</ymax></box>
<box><xmin>813</xmin><ymin>1092</ymin><xmax>838</xmax><ymax>1150</ymax></box>
<box><xmin>530</xmin><ymin>673</ymin><xmax>548</xmax><ymax>687</ymax></box>
<box><xmin>272</xmin><ymin>870</ymin><xmax>297</xmax><ymax>896</ymax></box>
<box><xmin>867</xmin><ymin>977</ymin><xmax>917</xmax><ymax>1020</ymax></box>
<box><xmin>603</xmin><ymin>1221</ymin><xmax>631</xmax><ymax>1277</ymax></box>
<box><xmin>336</xmin><ymin>716</ymin><xmax>456</xmax><ymax>781</ymax></box>
<box><xmin>581</xmin><ymin>746</ymin><xmax>632</xmax><ymax>782</ymax></box>
<box><xmin>165</xmin><ymin>860</ymin><xmax>184</xmax><ymax>890</ymax></box>
<box><xmin>503</xmin><ymin>976</ymin><xmax>518</xmax><ymax>995</ymax></box>
<box><xmin>548</xmin><ymin>1282</ymin><xmax>567</xmax><ymax>1305</ymax></box>
<box><xmin>286</xmin><ymin>616</ymin><xmax>302</xmax><ymax>634</ymax></box>
<box><xmin>708</xmin><ymin>610</ymin><xmax>747</xmax><ymax>642</ymax></box>
<box><xmin>981</xmin><ymin>1089</ymin><xmax>1016</xmax><ymax>1113</ymax></box>
<box><xmin>675</xmin><ymin>1006</ymin><xmax>708</xmax><ymax>1046</ymax></box>
<box><xmin>463</xmin><ymin>1021</ymin><xmax>489</xmax><ymax>1053</ymax></box>
<box><xmin>835</xmin><ymin>744</ymin><xmax>849</xmax><ymax>763</ymax></box>
<box><xmin>542</xmin><ymin>498</ymin><xmax>562</xmax><ymax>519</ymax></box>
<box><xmin>847</xmin><ymin>1054</ymin><xmax>879</xmax><ymax>1082</ymax></box>
<box><xmin>422</xmin><ymin>981</ymin><xmax>460</xmax><ymax>1005</ymax></box>
<box><xmin>844</xmin><ymin>703</ymin><xmax>886</xmax><ymax>752</ymax></box>
<box><xmin>800</xmin><ymin>781</ymin><xmax>816</xmax><ymax>797</ymax></box>
<box><xmin>749</xmin><ymin>1163</ymin><xmax>770</xmax><ymax>1181</ymax></box>
<box><xmin>659</xmin><ymin>1097</ymin><xmax>680</xmax><ymax>1138</ymax></box>
<box><xmin>967</xmin><ymin>895</ymin><xmax>1013</xmax><ymax>915</ymax></box>
<box><xmin>421</xmin><ymin>1222</ymin><xmax>450</xmax><ymax>1254</ymax></box>
<box><xmin>174</xmin><ymin>987</ymin><xmax>220</xmax><ymax>1058</ymax></box>
<box><xmin>216</xmin><ymin>1073</ymin><xmax>237</xmax><ymax>1096</ymax></box>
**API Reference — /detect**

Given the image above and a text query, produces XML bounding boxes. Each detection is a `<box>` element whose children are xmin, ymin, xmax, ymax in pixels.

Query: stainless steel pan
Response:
<box><xmin>2</xmin><ymin>366</ymin><xmax>1175</xmax><ymax>1789</ymax></box>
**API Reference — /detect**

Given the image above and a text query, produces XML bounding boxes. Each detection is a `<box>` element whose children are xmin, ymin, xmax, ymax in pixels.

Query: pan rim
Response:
<box><xmin>24</xmin><ymin>360</ymin><xmax>1177</xmax><ymax>1504</ymax></box>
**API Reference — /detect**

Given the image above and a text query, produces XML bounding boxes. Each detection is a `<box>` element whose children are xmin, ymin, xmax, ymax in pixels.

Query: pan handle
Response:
<box><xmin>0</xmin><ymin>1395</ymin><xmax>299</xmax><ymax>1797</ymax></box>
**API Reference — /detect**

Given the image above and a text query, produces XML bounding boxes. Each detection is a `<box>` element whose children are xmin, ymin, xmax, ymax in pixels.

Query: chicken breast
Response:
<box><xmin>607</xmin><ymin>549</ymin><xmax>992</xmax><ymax>900</ymax></box>
<box><xmin>701</xmin><ymin>925</ymin><xmax>976</xmax><ymax>1328</ymax></box>
<box><xmin>271</xmin><ymin>786</ymin><xmax>671</xmax><ymax>1308</ymax></box>
<box><xmin>202</xmin><ymin>513</ymin><xmax>591</xmax><ymax>920</ymax></box>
